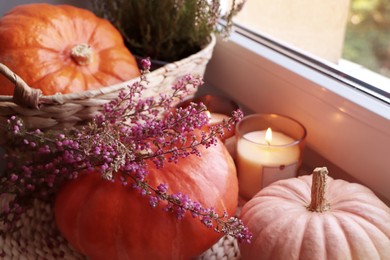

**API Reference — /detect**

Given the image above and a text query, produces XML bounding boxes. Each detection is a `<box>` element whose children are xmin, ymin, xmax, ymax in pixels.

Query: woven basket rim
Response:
<box><xmin>0</xmin><ymin>34</ymin><xmax>216</xmax><ymax>130</ymax></box>
<box><xmin>0</xmin><ymin>34</ymin><xmax>216</xmax><ymax>107</ymax></box>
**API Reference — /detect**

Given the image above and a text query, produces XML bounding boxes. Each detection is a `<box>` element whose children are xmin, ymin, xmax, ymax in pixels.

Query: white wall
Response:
<box><xmin>234</xmin><ymin>0</ymin><xmax>350</xmax><ymax>63</ymax></box>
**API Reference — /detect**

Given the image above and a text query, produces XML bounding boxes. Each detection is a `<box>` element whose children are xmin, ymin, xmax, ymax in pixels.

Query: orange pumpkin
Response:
<box><xmin>0</xmin><ymin>4</ymin><xmax>140</xmax><ymax>96</ymax></box>
<box><xmin>54</xmin><ymin>140</ymin><xmax>238</xmax><ymax>260</ymax></box>
<box><xmin>239</xmin><ymin>167</ymin><xmax>390</xmax><ymax>260</ymax></box>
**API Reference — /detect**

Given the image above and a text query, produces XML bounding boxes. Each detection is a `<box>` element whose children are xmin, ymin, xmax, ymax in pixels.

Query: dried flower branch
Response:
<box><xmin>0</xmin><ymin>59</ymin><xmax>251</xmax><ymax>243</ymax></box>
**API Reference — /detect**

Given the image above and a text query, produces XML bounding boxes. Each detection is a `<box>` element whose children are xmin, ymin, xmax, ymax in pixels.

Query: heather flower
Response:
<box><xmin>0</xmin><ymin>59</ymin><xmax>251</xmax><ymax>242</ymax></box>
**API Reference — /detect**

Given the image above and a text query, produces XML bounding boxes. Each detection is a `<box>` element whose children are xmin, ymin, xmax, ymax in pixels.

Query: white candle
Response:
<box><xmin>208</xmin><ymin>112</ymin><xmax>229</xmax><ymax>125</ymax></box>
<box><xmin>205</xmin><ymin>112</ymin><xmax>235</xmax><ymax>142</ymax></box>
<box><xmin>237</xmin><ymin>128</ymin><xmax>300</xmax><ymax>199</ymax></box>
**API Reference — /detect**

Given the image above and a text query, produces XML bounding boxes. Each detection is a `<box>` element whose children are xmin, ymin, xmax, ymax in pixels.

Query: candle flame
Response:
<box><xmin>265</xmin><ymin>127</ymin><xmax>272</xmax><ymax>145</ymax></box>
<box><xmin>205</xmin><ymin>111</ymin><xmax>211</xmax><ymax>121</ymax></box>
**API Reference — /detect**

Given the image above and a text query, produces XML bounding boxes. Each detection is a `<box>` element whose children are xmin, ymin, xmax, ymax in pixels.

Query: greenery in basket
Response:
<box><xmin>91</xmin><ymin>0</ymin><xmax>246</xmax><ymax>62</ymax></box>
<box><xmin>0</xmin><ymin>59</ymin><xmax>251</xmax><ymax>245</ymax></box>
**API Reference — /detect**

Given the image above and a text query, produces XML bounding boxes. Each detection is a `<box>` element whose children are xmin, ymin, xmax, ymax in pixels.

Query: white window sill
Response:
<box><xmin>203</xmin><ymin>31</ymin><xmax>390</xmax><ymax>205</ymax></box>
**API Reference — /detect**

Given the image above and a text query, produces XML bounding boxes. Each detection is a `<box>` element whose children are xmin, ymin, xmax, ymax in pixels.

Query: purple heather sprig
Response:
<box><xmin>0</xmin><ymin>59</ymin><xmax>251</xmax><ymax>242</ymax></box>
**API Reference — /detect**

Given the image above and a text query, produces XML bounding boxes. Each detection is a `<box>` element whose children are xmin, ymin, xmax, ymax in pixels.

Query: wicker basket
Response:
<box><xmin>0</xmin><ymin>33</ymin><xmax>241</xmax><ymax>259</ymax></box>
<box><xmin>0</xmin><ymin>34</ymin><xmax>216</xmax><ymax>131</ymax></box>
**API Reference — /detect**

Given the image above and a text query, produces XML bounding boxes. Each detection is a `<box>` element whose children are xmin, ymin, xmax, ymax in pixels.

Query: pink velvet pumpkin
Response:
<box><xmin>239</xmin><ymin>167</ymin><xmax>390</xmax><ymax>260</ymax></box>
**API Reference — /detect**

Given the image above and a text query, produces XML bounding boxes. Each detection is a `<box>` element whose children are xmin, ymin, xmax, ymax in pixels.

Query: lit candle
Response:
<box><xmin>207</xmin><ymin>111</ymin><xmax>230</xmax><ymax>125</ymax></box>
<box><xmin>205</xmin><ymin>111</ymin><xmax>235</xmax><ymax>141</ymax></box>
<box><xmin>237</xmin><ymin>127</ymin><xmax>300</xmax><ymax>199</ymax></box>
<box><xmin>175</xmin><ymin>95</ymin><xmax>239</xmax><ymax>143</ymax></box>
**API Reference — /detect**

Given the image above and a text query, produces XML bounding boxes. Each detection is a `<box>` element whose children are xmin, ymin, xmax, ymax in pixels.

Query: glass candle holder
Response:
<box><xmin>236</xmin><ymin>113</ymin><xmax>307</xmax><ymax>200</ymax></box>
<box><xmin>176</xmin><ymin>94</ymin><xmax>240</xmax><ymax>141</ymax></box>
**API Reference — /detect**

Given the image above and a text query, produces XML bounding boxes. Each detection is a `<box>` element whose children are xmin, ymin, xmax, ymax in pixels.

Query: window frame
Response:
<box><xmin>232</xmin><ymin>24</ymin><xmax>390</xmax><ymax>115</ymax></box>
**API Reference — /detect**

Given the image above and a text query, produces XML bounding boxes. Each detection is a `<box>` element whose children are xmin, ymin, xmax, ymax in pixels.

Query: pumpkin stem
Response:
<box><xmin>71</xmin><ymin>44</ymin><xmax>93</xmax><ymax>65</ymax></box>
<box><xmin>308</xmin><ymin>167</ymin><xmax>330</xmax><ymax>212</ymax></box>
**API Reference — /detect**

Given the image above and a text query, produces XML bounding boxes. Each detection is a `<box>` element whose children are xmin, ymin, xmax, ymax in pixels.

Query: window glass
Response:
<box><xmin>232</xmin><ymin>0</ymin><xmax>390</xmax><ymax>97</ymax></box>
<box><xmin>232</xmin><ymin>0</ymin><xmax>350</xmax><ymax>63</ymax></box>
<box><xmin>342</xmin><ymin>0</ymin><xmax>390</xmax><ymax>79</ymax></box>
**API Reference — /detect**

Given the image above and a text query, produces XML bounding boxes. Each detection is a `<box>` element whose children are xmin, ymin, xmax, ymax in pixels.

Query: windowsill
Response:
<box><xmin>197</xmin><ymin>83</ymin><xmax>390</xmax><ymax>207</ymax></box>
<box><xmin>203</xmin><ymin>31</ymin><xmax>390</xmax><ymax>205</ymax></box>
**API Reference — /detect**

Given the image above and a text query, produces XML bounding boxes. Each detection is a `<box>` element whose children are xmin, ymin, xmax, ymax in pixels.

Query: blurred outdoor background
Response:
<box><xmin>343</xmin><ymin>0</ymin><xmax>390</xmax><ymax>78</ymax></box>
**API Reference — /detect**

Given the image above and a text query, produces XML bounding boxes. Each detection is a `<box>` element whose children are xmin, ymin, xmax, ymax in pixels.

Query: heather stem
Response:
<box><xmin>308</xmin><ymin>167</ymin><xmax>330</xmax><ymax>212</ymax></box>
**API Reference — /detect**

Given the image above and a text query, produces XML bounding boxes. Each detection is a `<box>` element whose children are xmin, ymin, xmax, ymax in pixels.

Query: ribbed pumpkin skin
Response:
<box><xmin>239</xmin><ymin>175</ymin><xmax>390</xmax><ymax>260</ymax></box>
<box><xmin>55</xmin><ymin>142</ymin><xmax>238</xmax><ymax>260</ymax></box>
<box><xmin>0</xmin><ymin>4</ymin><xmax>140</xmax><ymax>95</ymax></box>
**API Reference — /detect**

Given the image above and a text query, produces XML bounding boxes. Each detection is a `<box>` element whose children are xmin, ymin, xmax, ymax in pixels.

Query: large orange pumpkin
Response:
<box><xmin>239</xmin><ymin>167</ymin><xmax>390</xmax><ymax>260</ymax></box>
<box><xmin>0</xmin><ymin>4</ymin><xmax>140</xmax><ymax>96</ymax></box>
<box><xmin>54</xmin><ymin>141</ymin><xmax>238</xmax><ymax>260</ymax></box>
